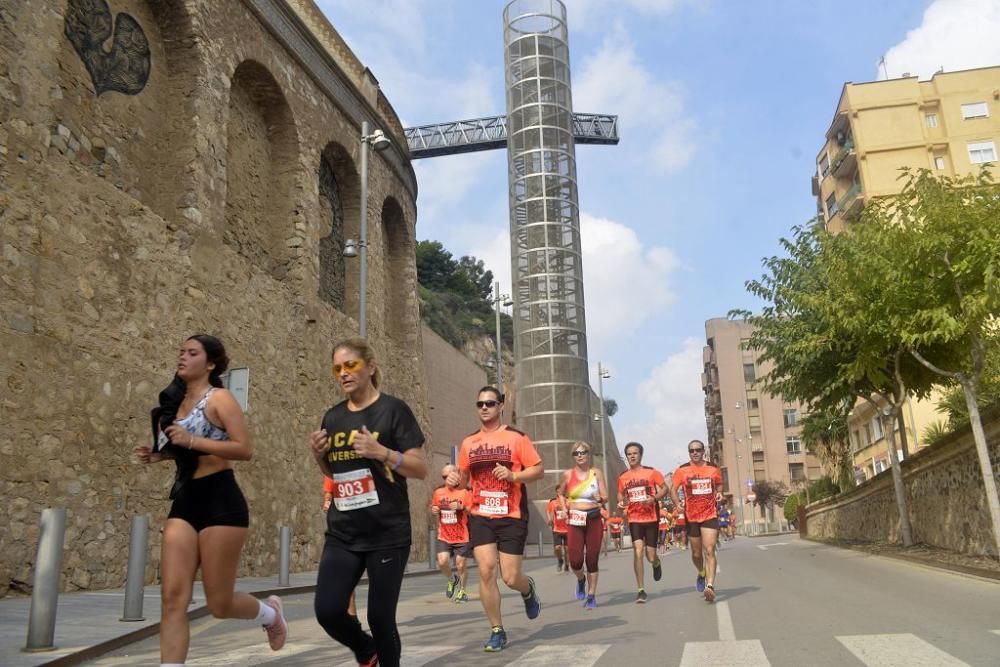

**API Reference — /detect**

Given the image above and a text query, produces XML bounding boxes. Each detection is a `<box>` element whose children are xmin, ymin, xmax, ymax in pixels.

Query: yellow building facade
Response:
<box><xmin>813</xmin><ymin>66</ymin><xmax>1000</xmax><ymax>480</ymax></box>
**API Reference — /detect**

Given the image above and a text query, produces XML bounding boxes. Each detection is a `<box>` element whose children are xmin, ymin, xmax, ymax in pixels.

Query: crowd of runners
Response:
<box><xmin>140</xmin><ymin>335</ymin><xmax>734</xmax><ymax>666</ymax></box>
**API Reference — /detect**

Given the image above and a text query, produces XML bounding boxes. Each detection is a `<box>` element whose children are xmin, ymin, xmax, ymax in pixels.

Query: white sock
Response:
<box><xmin>254</xmin><ymin>599</ymin><xmax>277</xmax><ymax>626</ymax></box>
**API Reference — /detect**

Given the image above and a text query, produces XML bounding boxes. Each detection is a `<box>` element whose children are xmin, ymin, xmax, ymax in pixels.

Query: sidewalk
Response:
<box><xmin>0</xmin><ymin>563</ymin><xmax>443</xmax><ymax>667</ymax></box>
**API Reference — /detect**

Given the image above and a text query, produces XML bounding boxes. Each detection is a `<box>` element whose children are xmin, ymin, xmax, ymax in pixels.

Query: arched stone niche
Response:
<box><xmin>317</xmin><ymin>142</ymin><xmax>360</xmax><ymax>313</ymax></box>
<box><xmin>223</xmin><ymin>59</ymin><xmax>299</xmax><ymax>281</ymax></box>
<box><xmin>380</xmin><ymin>196</ymin><xmax>413</xmax><ymax>343</ymax></box>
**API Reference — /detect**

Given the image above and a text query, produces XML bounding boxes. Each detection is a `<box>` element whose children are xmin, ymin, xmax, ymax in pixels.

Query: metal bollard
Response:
<box><xmin>23</xmin><ymin>508</ymin><xmax>67</xmax><ymax>653</ymax></box>
<box><xmin>278</xmin><ymin>526</ymin><xmax>290</xmax><ymax>587</ymax></box>
<box><xmin>537</xmin><ymin>530</ymin><xmax>543</xmax><ymax>557</ymax></box>
<box><xmin>120</xmin><ymin>515</ymin><xmax>149</xmax><ymax>621</ymax></box>
<box><xmin>427</xmin><ymin>528</ymin><xmax>437</xmax><ymax>570</ymax></box>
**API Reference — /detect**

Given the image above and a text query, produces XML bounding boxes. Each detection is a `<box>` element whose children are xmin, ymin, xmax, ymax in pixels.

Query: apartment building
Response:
<box><xmin>812</xmin><ymin>66</ymin><xmax>999</xmax><ymax>478</ymax></box>
<box><xmin>703</xmin><ymin>318</ymin><xmax>824</xmax><ymax>529</ymax></box>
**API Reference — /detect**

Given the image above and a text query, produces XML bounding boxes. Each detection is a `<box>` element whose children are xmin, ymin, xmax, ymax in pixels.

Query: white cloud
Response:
<box><xmin>880</xmin><ymin>0</ymin><xmax>1000</xmax><ymax>80</ymax></box>
<box><xmin>573</xmin><ymin>25</ymin><xmax>697</xmax><ymax>172</ymax></box>
<box><xmin>625</xmin><ymin>337</ymin><xmax>708</xmax><ymax>471</ymax></box>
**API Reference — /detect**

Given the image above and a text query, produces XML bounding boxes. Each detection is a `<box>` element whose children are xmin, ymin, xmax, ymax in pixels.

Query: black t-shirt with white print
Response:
<box><xmin>321</xmin><ymin>393</ymin><xmax>425</xmax><ymax>551</ymax></box>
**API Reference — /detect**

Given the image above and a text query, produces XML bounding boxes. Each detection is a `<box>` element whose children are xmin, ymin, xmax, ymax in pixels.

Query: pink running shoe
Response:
<box><xmin>262</xmin><ymin>595</ymin><xmax>288</xmax><ymax>650</ymax></box>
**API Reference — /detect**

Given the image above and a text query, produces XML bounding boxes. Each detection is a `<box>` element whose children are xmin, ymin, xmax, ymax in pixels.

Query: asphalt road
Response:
<box><xmin>86</xmin><ymin>536</ymin><xmax>1000</xmax><ymax>666</ymax></box>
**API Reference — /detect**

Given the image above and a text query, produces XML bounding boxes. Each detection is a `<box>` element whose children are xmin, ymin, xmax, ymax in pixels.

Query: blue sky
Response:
<box><xmin>316</xmin><ymin>0</ymin><xmax>1000</xmax><ymax>472</ymax></box>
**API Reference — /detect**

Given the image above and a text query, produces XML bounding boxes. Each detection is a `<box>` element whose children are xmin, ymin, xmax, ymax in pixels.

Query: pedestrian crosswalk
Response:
<box><xmin>158</xmin><ymin>632</ymin><xmax>999</xmax><ymax>666</ymax></box>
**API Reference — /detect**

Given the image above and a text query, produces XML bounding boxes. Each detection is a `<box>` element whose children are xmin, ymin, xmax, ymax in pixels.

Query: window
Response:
<box><xmin>872</xmin><ymin>417</ymin><xmax>884</xmax><ymax>440</ymax></box>
<box><xmin>968</xmin><ymin>141</ymin><xmax>997</xmax><ymax>164</ymax></box>
<box><xmin>934</xmin><ymin>156</ymin><xmax>945</xmax><ymax>170</ymax></box>
<box><xmin>863</xmin><ymin>423</ymin><xmax>872</xmax><ymax>446</ymax></box>
<box><xmin>925</xmin><ymin>113</ymin><xmax>938</xmax><ymax>128</ymax></box>
<box><xmin>825</xmin><ymin>192</ymin><xmax>838</xmax><ymax>218</ymax></box>
<box><xmin>748</xmin><ymin>398</ymin><xmax>760</xmax><ymax>410</ymax></box>
<box><xmin>743</xmin><ymin>363</ymin><xmax>756</xmax><ymax>383</ymax></box>
<box><xmin>783</xmin><ymin>408</ymin><xmax>800</xmax><ymax>427</ymax></box>
<box><xmin>961</xmin><ymin>102</ymin><xmax>989</xmax><ymax>119</ymax></box>
<box><xmin>786</xmin><ymin>437</ymin><xmax>802</xmax><ymax>454</ymax></box>
<box><xmin>818</xmin><ymin>153</ymin><xmax>830</xmax><ymax>177</ymax></box>
<box><xmin>852</xmin><ymin>429</ymin><xmax>861</xmax><ymax>451</ymax></box>
<box><xmin>752</xmin><ymin>451</ymin><xmax>765</xmax><ymax>463</ymax></box>
<box><xmin>789</xmin><ymin>463</ymin><xmax>806</xmax><ymax>482</ymax></box>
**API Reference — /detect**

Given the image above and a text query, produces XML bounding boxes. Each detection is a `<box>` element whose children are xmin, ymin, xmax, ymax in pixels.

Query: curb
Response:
<box><xmin>804</xmin><ymin>537</ymin><xmax>1000</xmax><ymax>584</ymax></box>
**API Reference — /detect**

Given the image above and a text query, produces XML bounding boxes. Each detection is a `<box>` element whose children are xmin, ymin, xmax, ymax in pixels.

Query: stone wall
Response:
<box><xmin>0</xmin><ymin>0</ymin><xmax>428</xmax><ymax>596</ymax></box>
<box><xmin>804</xmin><ymin>406</ymin><xmax>1000</xmax><ymax>557</ymax></box>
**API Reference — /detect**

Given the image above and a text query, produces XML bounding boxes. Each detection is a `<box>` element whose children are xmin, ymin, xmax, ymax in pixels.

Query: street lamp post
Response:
<box><xmin>344</xmin><ymin>120</ymin><xmax>390</xmax><ymax>338</ymax></box>
<box><xmin>492</xmin><ymin>281</ymin><xmax>512</xmax><ymax>392</ymax></box>
<box><xmin>596</xmin><ymin>362</ymin><xmax>611</xmax><ymax>490</ymax></box>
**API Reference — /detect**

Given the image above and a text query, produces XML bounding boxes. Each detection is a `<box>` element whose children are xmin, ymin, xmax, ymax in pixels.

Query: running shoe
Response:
<box><xmin>454</xmin><ymin>588</ymin><xmax>469</xmax><ymax>603</ymax></box>
<box><xmin>262</xmin><ymin>595</ymin><xmax>287</xmax><ymax>651</ymax></box>
<box><xmin>584</xmin><ymin>594</ymin><xmax>597</xmax><ymax>610</ymax></box>
<box><xmin>704</xmin><ymin>583</ymin><xmax>716</xmax><ymax>603</ymax></box>
<box><xmin>575</xmin><ymin>577</ymin><xmax>586</xmax><ymax>600</ymax></box>
<box><xmin>652</xmin><ymin>558</ymin><xmax>662</xmax><ymax>582</ymax></box>
<box><xmin>358</xmin><ymin>654</ymin><xmax>378</xmax><ymax>667</ymax></box>
<box><xmin>522</xmin><ymin>576</ymin><xmax>541</xmax><ymax>619</ymax></box>
<box><xmin>446</xmin><ymin>574</ymin><xmax>458</xmax><ymax>599</ymax></box>
<box><xmin>696</xmin><ymin>571</ymin><xmax>706</xmax><ymax>593</ymax></box>
<box><xmin>635</xmin><ymin>588</ymin><xmax>647</xmax><ymax>604</ymax></box>
<box><xmin>484</xmin><ymin>627</ymin><xmax>508</xmax><ymax>652</ymax></box>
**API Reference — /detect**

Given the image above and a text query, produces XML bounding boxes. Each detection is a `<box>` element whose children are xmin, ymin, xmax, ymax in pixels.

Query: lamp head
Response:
<box><xmin>343</xmin><ymin>239</ymin><xmax>359</xmax><ymax>258</ymax></box>
<box><xmin>369</xmin><ymin>129</ymin><xmax>391</xmax><ymax>151</ymax></box>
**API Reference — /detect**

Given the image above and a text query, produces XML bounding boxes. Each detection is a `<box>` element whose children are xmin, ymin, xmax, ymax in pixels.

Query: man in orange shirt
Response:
<box><xmin>671</xmin><ymin>439</ymin><xmax>724</xmax><ymax>602</ymax></box>
<box><xmin>449</xmin><ymin>386</ymin><xmax>544</xmax><ymax>652</ymax></box>
<box><xmin>431</xmin><ymin>464</ymin><xmax>473</xmax><ymax>603</ymax></box>
<box><xmin>658</xmin><ymin>504</ymin><xmax>672</xmax><ymax>555</ymax></box>
<box><xmin>607</xmin><ymin>513</ymin><xmax>625</xmax><ymax>552</ymax></box>
<box><xmin>616</xmin><ymin>442</ymin><xmax>667</xmax><ymax>603</ymax></box>
<box><xmin>545</xmin><ymin>496</ymin><xmax>569</xmax><ymax>572</ymax></box>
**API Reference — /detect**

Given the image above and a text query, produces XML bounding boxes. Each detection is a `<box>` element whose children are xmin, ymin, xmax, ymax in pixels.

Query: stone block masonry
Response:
<box><xmin>0</xmin><ymin>0</ymin><xmax>429</xmax><ymax>596</ymax></box>
<box><xmin>804</xmin><ymin>406</ymin><xmax>1000</xmax><ymax>557</ymax></box>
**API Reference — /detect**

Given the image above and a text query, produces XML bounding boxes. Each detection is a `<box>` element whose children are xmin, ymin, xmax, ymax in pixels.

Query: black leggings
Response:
<box><xmin>566</xmin><ymin>512</ymin><xmax>603</xmax><ymax>573</ymax></box>
<box><xmin>314</xmin><ymin>539</ymin><xmax>409</xmax><ymax>667</ymax></box>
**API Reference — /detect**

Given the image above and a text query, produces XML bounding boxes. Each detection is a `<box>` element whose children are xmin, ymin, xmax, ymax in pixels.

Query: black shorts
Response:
<box><xmin>610</xmin><ymin>531</ymin><xmax>622</xmax><ymax>540</ymax></box>
<box><xmin>469</xmin><ymin>515</ymin><xmax>528</xmax><ymax>555</ymax></box>
<box><xmin>167</xmin><ymin>469</ymin><xmax>249</xmax><ymax>532</ymax></box>
<box><xmin>629</xmin><ymin>521</ymin><xmax>658</xmax><ymax>546</ymax></box>
<box><xmin>686</xmin><ymin>517</ymin><xmax>720</xmax><ymax>537</ymax></box>
<box><xmin>552</xmin><ymin>531</ymin><xmax>567</xmax><ymax>546</ymax></box>
<box><xmin>436</xmin><ymin>540</ymin><xmax>471</xmax><ymax>558</ymax></box>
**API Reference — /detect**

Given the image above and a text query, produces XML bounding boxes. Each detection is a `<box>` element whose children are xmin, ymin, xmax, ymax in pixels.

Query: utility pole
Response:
<box><xmin>494</xmin><ymin>281</ymin><xmax>503</xmax><ymax>391</ymax></box>
<box><xmin>597</xmin><ymin>363</ymin><xmax>610</xmax><ymax>490</ymax></box>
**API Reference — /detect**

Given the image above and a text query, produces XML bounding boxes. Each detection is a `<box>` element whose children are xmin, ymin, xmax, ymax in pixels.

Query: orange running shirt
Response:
<box><xmin>659</xmin><ymin>508</ymin><xmax>670</xmax><ymax>529</ymax></box>
<box><xmin>458</xmin><ymin>425</ymin><xmax>541</xmax><ymax>520</ymax></box>
<box><xmin>431</xmin><ymin>486</ymin><xmax>472</xmax><ymax>544</ymax></box>
<box><xmin>672</xmin><ymin>462</ymin><xmax>724</xmax><ymax>523</ymax></box>
<box><xmin>546</xmin><ymin>498</ymin><xmax>569</xmax><ymax>533</ymax></box>
<box><xmin>608</xmin><ymin>517</ymin><xmax>624</xmax><ymax>534</ymax></box>
<box><xmin>617</xmin><ymin>466</ymin><xmax>665</xmax><ymax>524</ymax></box>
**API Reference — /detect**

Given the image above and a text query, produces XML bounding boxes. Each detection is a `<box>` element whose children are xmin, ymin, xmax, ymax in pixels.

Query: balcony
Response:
<box><xmin>830</xmin><ymin>138</ymin><xmax>856</xmax><ymax>178</ymax></box>
<box><xmin>837</xmin><ymin>182</ymin><xmax>864</xmax><ymax>219</ymax></box>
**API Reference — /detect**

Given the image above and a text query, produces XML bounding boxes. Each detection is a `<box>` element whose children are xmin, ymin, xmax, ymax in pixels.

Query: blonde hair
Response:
<box><xmin>571</xmin><ymin>441</ymin><xmax>591</xmax><ymax>454</ymax></box>
<box><xmin>332</xmin><ymin>337</ymin><xmax>380</xmax><ymax>388</ymax></box>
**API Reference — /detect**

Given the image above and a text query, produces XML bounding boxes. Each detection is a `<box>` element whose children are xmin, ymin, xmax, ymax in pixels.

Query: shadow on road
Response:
<box><xmin>521</xmin><ymin>615</ymin><xmax>628</xmax><ymax>642</ymax></box>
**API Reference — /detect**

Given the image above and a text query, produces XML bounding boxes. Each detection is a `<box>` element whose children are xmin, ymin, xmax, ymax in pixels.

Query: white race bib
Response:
<box><xmin>332</xmin><ymin>468</ymin><xmax>379</xmax><ymax>511</ymax></box>
<box><xmin>691</xmin><ymin>478</ymin><xmax>713</xmax><ymax>495</ymax></box>
<box><xmin>440</xmin><ymin>509</ymin><xmax>458</xmax><ymax>525</ymax></box>
<box><xmin>478</xmin><ymin>490</ymin><xmax>509</xmax><ymax>516</ymax></box>
<box><xmin>569</xmin><ymin>509</ymin><xmax>587</xmax><ymax>527</ymax></box>
<box><xmin>627</xmin><ymin>486</ymin><xmax>648</xmax><ymax>503</ymax></box>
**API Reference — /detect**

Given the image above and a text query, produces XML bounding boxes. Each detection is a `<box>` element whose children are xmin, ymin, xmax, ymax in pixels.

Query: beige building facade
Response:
<box><xmin>703</xmin><ymin>318</ymin><xmax>823</xmax><ymax>530</ymax></box>
<box><xmin>1</xmin><ymin>0</ymin><xmax>428</xmax><ymax>595</ymax></box>
<box><xmin>811</xmin><ymin>67</ymin><xmax>998</xmax><ymax>479</ymax></box>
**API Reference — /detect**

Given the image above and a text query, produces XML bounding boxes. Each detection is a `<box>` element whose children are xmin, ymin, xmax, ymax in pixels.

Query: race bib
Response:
<box><xmin>691</xmin><ymin>478</ymin><xmax>713</xmax><ymax>495</ymax></box>
<box><xmin>627</xmin><ymin>486</ymin><xmax>648</xmax><ymax>503</ymax></box>
<box><xmin>440</xmin><ymin>509</ymin><xmax>458</xmax><ymax>525</ymax></box>
<box><xmin>331</xmin><ymin>468</ymin><xmax>379</xmax><ymax>511</ymax></box>
<box><xmin>569</xmin><ymin>509</ymin><xmax>587</xmax><ymax>527</ymax></box>
<box><xmin>555</xmin><ymin>510</ymin><xmax>567</xmax><ymax>521</ymax></box>
<box><xmin>479</xmin><ymin>490</ymin><xmax>509</xmax><ymax>516</ymax></box>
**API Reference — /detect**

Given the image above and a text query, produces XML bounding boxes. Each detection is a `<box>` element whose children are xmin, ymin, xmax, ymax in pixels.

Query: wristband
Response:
<box><xmin>391</xmin><ymin>451</ymin><xmax>404</xmax><ymax>471</ymax></box>
<box><xmin>511</xmin><ymin>471</ymin><xmax>518</xmax><ymax>482</ymax></box>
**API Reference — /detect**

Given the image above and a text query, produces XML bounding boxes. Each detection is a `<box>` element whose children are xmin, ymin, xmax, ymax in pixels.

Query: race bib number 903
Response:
<box><xmin>332</xmin><ymin>468</ymin><xmax>379</xmax><ymax>511</ymax></box>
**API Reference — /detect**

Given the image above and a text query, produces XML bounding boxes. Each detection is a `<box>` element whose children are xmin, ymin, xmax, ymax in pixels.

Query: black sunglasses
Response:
<box><xmin>572</xmin><ymin>450</ymin><xmax>589</xmax><ymax>456</ymax></box>
<box><xmin>689</xmin><ymin>448</ymin><xmax>704</xmax><ymax>453</ymax></box>
<box><xmin>476</xmin><ymin>400</ymin><xmax>500</xmax><ymax>409</ymax></box>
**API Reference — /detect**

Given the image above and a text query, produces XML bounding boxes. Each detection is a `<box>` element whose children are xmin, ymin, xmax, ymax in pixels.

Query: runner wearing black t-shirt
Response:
<box><xmin>309</xmin><ymin>338</ymin><xmax>427</xmax><ymax>667</ymax></box>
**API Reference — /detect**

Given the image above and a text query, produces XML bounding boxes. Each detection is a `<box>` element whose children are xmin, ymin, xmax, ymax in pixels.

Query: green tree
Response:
<box><xmin>783</xmin><ymin>494</ymin><xmax>800</xmax><ymax>525</ymax></box>
<box><xmin>458</xmin><ymin>255</ymin><xmax>495</xmax><ymax>301</ymax></box>
<box><xmin>416</xmin><ymin>240</ymin><xmax>457</xmax><ymax>291</ymax></box>
<box><xmin>869</xmin><ymin>168</ymin><xmax>1000</xmax><ymax>557</ymax></box>
<box><xmin>799</xmin><ymin>401</ymin><xmax>853</xmax><ymax>492</ymax></box>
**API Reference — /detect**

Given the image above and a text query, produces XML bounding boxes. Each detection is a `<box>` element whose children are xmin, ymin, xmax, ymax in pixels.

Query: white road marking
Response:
<box><xmin>716</xmin><ymin>600</ymin><xmax>736</xmax><ymax>641</ymax></box>
<box><xmin>756</xmin><ymin>542</ymin><xmax>790</xmax><ymax>550</ymax></box>
<box><xmin>836</xmin><ymin>633</ymin><xmax>970</xmax><ymax>666</ymax></box>
<box><xmin>187</xmin><ymin>642</ymin><xmax>325</xmax><ymax>665</ymax></box>
<box><xmin>505</xmin><ymin>644</ymin><xmax>611</xmax><ymax>666</ymax></box>
<box><xmin>679</xmin><ymin>640</ymin><xmax>770</xmax><ymax>666</ymax></box>
<box><xmin>991</xmin><ymin>630</ymin><xmax>1000</xmax><ymax>637</ymax></box>
<box><xmin>334</xmin><ymin>644</ymin><xmax>462</xmax><ymax>667</ymax></box>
